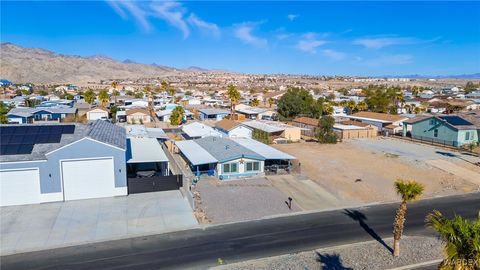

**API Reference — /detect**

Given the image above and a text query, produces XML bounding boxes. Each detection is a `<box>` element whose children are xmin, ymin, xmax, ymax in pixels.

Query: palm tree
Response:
<box><xmin>227</xmin><ymin>84</ymin><xmax>241</xmax><ymax>120</ymax></box>
<box><xmin>167</xmin><ymin>87</ymin><xmax>176</xmax><ymax>98</ymax></box>
<box><xmin>323</xmin><ymin>103</ymin><xmax>334</xmax><ymax>115</ymax></box>
<box><xmin>98</xmin><ymin>90</ymin><xmax>110</xmax><ymax>107</ymax></box>
<box><xmin>84</xmin><ymin>89</ymin><xmax>96</xmax><ymax>105</ymax></box>
<box><xmin>393</xmin><ymin>179</ymin><xmax>424</xmax><ymax>257</ymax></box>
<box><xmin>111</xmin><ymin>81</ymin><xmax>119</xmax><ymax>105</ymax></box>
<box><xmin>346</xmin><ymin>100</ymin><xmax>356</xmax><ymax>114</ymax></box>
<box><xmin>144</xmin><ymin>86</ymin><xmax>153</xmax><ymax>112</ymax></box>
<box><xmin>426</xmin><ymin>210</ymin><xmax>480</xmax><ymax>270</ymax></box>
<box><xmin>161</xmin><ymin>80</ymin><xmax>169</xmax><ymax>92</ymax></box>
<box><xmin>250</xmin><ymin>98</ymin><xmax>260</xmax><ymax>107</ymax></box>
<box><xmin>112</xmin><ymin>90</ymin><xmax>120</xmax><ymax>105</ymax></box>
<box><xmin>268</xmin><ymin>97</ymin><xmax>275</xmax><ymax>108</ymax></box>
<box><xmin>356</xmin><ymin>101</ymin><xmax>368</xmax><ymax>111</ymax></box>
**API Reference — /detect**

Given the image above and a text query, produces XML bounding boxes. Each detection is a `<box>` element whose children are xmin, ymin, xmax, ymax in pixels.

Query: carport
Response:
<box><xmin>127</xmin><ymin>138</ymin><xmax>182</xmax><ymax>193</ymax></box>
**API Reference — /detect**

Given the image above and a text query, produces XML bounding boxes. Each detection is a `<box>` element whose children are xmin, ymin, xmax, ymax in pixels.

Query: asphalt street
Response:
<box><xmin>2</xmin><ymin>193</ymin><xmax>479</xmax><ymax>270</ymax></box>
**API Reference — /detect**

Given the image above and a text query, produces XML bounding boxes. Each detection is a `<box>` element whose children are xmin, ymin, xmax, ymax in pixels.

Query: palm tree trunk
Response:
<box><xmin>393</xmin><ymin>201</ymin><xmax>407</xmax><ymax>257</ymax></box>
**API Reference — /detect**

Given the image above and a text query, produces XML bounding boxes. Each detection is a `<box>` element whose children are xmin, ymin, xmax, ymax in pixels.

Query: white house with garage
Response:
<box><xmin>86</xmin><ymin>107</ymin><xmax>109</xmax><ymax>121</ymax></box>
<box><xmin>0</xmin><ymin>120</ymin><xmax>127</xmax><ymax>206</ymax></box>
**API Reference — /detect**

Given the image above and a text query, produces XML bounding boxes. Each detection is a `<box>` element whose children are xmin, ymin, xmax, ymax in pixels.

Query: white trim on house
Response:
<box><xmin>0</xmin><ymin>159</ymin><xmax>48</xmax><ymax>165</ymax></box>
<box><xmin>40</xmin><ymin>192</ymin><xmax>64</xmax><ymax>203</ymax></box>
<box><xmin>46</xmin><ymin>137</ymin><xmax>125</xmax><ymax>156</ymax></box>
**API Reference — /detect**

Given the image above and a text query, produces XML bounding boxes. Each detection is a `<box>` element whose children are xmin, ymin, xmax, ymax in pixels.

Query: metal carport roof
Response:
<box><xmin>127</xmin><ymin>137</ymin><xmax>168</xmax><ymax>163</ymax></box>
<box><xmin>232</xmin><ymin>138</ymin><xmax>296</xmax><ymax>160</ymax></box>
<box><xmin>175</xmin><ymin>140</ymin><xmax>217</xmax><ymax>166</ymax></box>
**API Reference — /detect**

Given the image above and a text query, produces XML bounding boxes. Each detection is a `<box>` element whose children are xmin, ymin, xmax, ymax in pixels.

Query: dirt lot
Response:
<box><xmin>273</xmin><ymin>138</ymin><xmax>479</xmax><ymax>204</ymax></box>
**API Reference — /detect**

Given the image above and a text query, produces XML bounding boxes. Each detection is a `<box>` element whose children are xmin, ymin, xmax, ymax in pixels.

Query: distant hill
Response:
<box><xmin>0</xmin><ymin>43</ymin><xmax>178</xmax><ymax>84</ymax></box>
<box><xmin>380</xmin><ymin>73</ymin><xmax>480</xmax><ymax>79</ymax></box>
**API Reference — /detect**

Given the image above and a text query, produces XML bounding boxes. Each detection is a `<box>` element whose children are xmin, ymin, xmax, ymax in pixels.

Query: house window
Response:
<box><xmin>223</xmin><ymin>163</ymin><xmax>238</xmax><ymax>174</ymax></box>
<box><xmin>465</xmin><ymin>132</ymin><xmax>470</xmax><ymax>140</ymax></box>
<box><xmin>433</xmin><ymin>129</ymin><xmax>438</xmax><ymax>137</ymax></box>
<box><xmin>245</xmin><ymin>161</ymin><xmax>260</xmax><ymax>172</ymax></box>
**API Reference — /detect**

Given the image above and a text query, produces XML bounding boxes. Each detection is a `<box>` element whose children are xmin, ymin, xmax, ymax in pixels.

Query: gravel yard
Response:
<box><xmin>212</xmin><ymin>236</ymin><xmax>443</xmax><ymax>270</ymax></box>
<box><xmin>273</xmin><ymin>139</ymin><xmax>478</xmax><ymax>204</ymax></box>
<box><xmin>194</xmin><ymin>177</ymin><xmax>301</xmax><ymax>224</ymax></box>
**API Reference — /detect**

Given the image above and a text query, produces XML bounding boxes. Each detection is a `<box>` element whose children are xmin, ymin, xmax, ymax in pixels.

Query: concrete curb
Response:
<box><xmin>387</xmin><ymin>259</ymin><xmax>442</xmax><ymax>270</ymax></box>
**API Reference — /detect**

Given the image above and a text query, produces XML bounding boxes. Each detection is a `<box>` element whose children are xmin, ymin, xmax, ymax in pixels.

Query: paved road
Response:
<box><xmin>2</xmin><ymin>193</ymin><xmax>479</xmax><ymax>270</ymax></box>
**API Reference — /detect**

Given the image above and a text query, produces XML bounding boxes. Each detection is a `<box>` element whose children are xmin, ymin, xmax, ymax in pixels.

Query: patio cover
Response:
<box><xmin>127</xmin><ymin>137</ymin><xmax>168</xmax><ymax>163</ymax></box>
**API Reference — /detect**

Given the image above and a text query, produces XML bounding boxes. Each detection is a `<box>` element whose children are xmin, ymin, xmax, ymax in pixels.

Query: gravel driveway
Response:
<box><xmin>195</xmin><ymin>177</ymin><xmax>301</xmax><ymax>224</ymax></box>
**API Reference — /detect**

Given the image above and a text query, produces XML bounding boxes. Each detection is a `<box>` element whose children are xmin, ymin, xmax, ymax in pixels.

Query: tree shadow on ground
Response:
<box><xmin>343</xmin><ymin>209</ymin><xmax>393</xmax><ymax>254</ymax></box>
<box><xmin>316</xmin><ymin>252</ymin><xmax>353</xmax><ymax>270</ymax></box>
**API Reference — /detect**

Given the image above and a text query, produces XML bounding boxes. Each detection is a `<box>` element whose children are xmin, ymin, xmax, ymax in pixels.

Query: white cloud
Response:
<box><xmin>296</xmin><ymin>33</ymin><xmax>327</xmax><ymax>53</ymax></box>
<box><xmin>150</xmin><ymin>1</ymin><xmax>189</xmax><ymax>39</ymax></box>
<box><xmin>364</xmin><ymin>54</ymin><xmax>413</xmax><ymax>66</ymax></box>
<box><xmin>287</xmin><ymin>14</ymin><xmax>298</xmax><ymax>21</ymax></box>
<box><xmin>108</xmin><ymin>1</ymin><xmax>151</xmax><ymax>32</ymax></box>
<box><xmin>353</xmin><ymin>37</ymin><xmax>418</xmax><ymax>49</ymax></box>
<box><xmin>322</xmin><ymin>49</ymin><xmax>346</xmax><ymax>61</ymax></box>
<box><xmin>233</xmin><ymin>23</ymin><xmax>267</xmax><ymax>48</ymax></box>
<box><xmin>107</xmin><ymin>1</ymin><xmax>219</xmax><ymax>39</ymax></box>
<box><xmin>188</xmin><ymin>13</ymin><xmax>220</xmax><ymax>37</ymax></box>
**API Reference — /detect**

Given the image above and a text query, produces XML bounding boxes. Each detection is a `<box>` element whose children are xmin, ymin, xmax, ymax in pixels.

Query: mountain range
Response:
<box><xmin>1</xmin><ymin>42</ymin><xmax>479</xmax><ymax>84</ymax></box>
<box><xmin>0</xmin><ymin>43</ymin><xmax>182</xmax><ymax>84</ymax></box>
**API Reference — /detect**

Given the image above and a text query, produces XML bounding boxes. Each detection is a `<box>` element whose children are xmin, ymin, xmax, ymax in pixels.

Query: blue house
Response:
<box><xmin>7</xmin><ymin>107</ymin><xmax>77</xmax><ymax>124</ymax></box>
<box><xmin>175</xmin><ymin>136</ymin><xmax>295</xmax><ymax>180</ymax></box>
<box><xmin>0</xmin><ymin>120</ymin><xmax>127</xmax><ymax>206</ymax></box>
<box><xmin>198</xmin><ymin>108</ymin><xmax>230</xmax><ymax>121</ymax></box>
<box><xmin>403</xmin><ymin>115</ymin><xmax>479</xmax><ymax>147</ymax></box>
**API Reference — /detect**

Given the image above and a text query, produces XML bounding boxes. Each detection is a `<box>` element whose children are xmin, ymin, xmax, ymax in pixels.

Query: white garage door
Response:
<box><xmin>61</xmin><ymin>158</ymin><xmax>116</xmax><ymax>201</ymax></box>
<box><xmin>88</xmin><ymin>112</ymin><xmax>106</xmax><ymax>121</ymax></box>
<box><xmin>1</xmin><ymin>168</ymin><xmax>41</xmax><ymax>206</ymax></box>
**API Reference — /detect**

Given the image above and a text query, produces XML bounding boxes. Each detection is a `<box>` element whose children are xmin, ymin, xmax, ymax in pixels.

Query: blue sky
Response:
<box><xmin>1</xmin><ymin>1</ymin><xmax>479</xmax><ymax>76</ymax></box>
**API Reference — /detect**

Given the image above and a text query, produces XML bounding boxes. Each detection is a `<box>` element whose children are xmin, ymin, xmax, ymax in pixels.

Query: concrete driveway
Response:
<box><xmin>1</xmin><ymin>191</ymin><xmax>198</xmax><ymax>255</ymax></box>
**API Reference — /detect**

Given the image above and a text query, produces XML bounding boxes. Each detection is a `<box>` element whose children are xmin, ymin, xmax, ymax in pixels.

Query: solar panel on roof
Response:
<box><xmin>0</xmin><ymin>134</ymin><xmax>12</xmax><ymax>144</ymax></box>
<box><xmin>47</xmin><ymin>134</ymin><xmax>61</xmax><ymax>143</ymax></box>
<box><xmin>1</xmin><ymin>126</ymin><xmax>16</xmax><ymax>135</ymax></box>
<box><xmin>439</xmin><ymin>116</ymin><xmax>473</xmax><ymax>126</ymax></box>
<box><xmin>23</xmin><ymin>134</ymin><xmax>37</xmax><ymax>144</ymax></box>
<box><xmin>27</xmin><ymin>126</ymin><xmax>41</xmax><ymax>134</ymax></box>
<box><xmin>13</xmin><ymin>126</ymin><xmax>28</xmax><ymax>134</ymax></box>
<box><xmin>2</xmin><ymin>144</ymin><xmax>19</xmax><ymax>155</ymax></box>
<box><xmin>9</xmin><ymin>135</ymin><xmax>25</xmax><ymax>144</ymax></box>
<box><xmin>17</xmin><ymin>144</ymin><xmax>34</xmax><ymax>155</ymax></box>
<box><xmin>50</xmin><ymin>126</ymin><xmax>63</xmax><ymax>134</ymax></box>
<box><xmin>38</xmin><ymin>126</ymin><xmax>51</xmax><ymax>134</ymax></box>
<box><xmin>62</xmin><ymin>125</ymin><xmax>75</xmax><ymax>134</ymax></box>
<box><xmin>35</xmin><ymin>134</ymin><xmax>49</xmax><ymax>143</ymax></box>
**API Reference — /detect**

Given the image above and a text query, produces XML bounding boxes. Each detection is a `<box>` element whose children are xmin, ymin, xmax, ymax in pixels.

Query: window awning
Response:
<box><xmin>126</xmin><ymin>137</ymin><xmax>168</xmax><ymax>163</ymax></box>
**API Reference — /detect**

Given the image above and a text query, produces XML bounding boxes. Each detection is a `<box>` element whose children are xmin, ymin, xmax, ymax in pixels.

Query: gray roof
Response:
<box><xmin>232</xmin><ymin>138</ymin><xmax>296</xmax><ymax>160</ymax></box>
<box><xmin>0</xmin><ymin>120</ymin><xmax>125</xmax><ymax>162</ymax></box>
<box><xmin>198</xmin><ymin>108</ymin><xmax>230</xmax><ymax>115</ymax></box>
<box><xmin>194</xmin><ymin>137</ymin><xmax>263</xmax><ymax>162</ymax></box>
<box><xmin>87</xmin><ymin>120</ymin><xmax>126</xmax><ymax>149</ymax></box>
<box><xmin>176</xmin><ymin>136</ymin><xmax>264</xmax><ymax>165</ymax></box>
<box><xmin>7</xmin><ymin>107</ymin><xmax>77</xmax><ymax>117</ymax></box>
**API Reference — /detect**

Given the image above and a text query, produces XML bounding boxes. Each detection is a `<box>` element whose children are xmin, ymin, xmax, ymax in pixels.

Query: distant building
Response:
<box><xmin>86</xmin><ymin>107</ymin><xmax>109</xmax><ymax>121</ymax></box>
<box><xmin>198</xmin><ymin>108</ymin><xmax>230</xmax><ymax>121</ymax></box>
<box><xmin>214</xmin><ymin>119</ymin><xmax>252</xmax><ymax>138</ymax></box>
<box><xmin>347</xmin><ymin>111</ymin><xmax>408</xmax><ymax>134</ymax></box>
<box><xmin>126</xmin><ymin>108</ymin><xmax>151</xmax><ymax>124</ymax></box>
<box><xmin>403</xmin><ymin>115</ymin><xmax>479</xmax><ymax>147</ymax></box>
<box><xmin>7</xmin><ymin>107</ymin><xmax>77</xmax><ymax>124</ymax></box>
